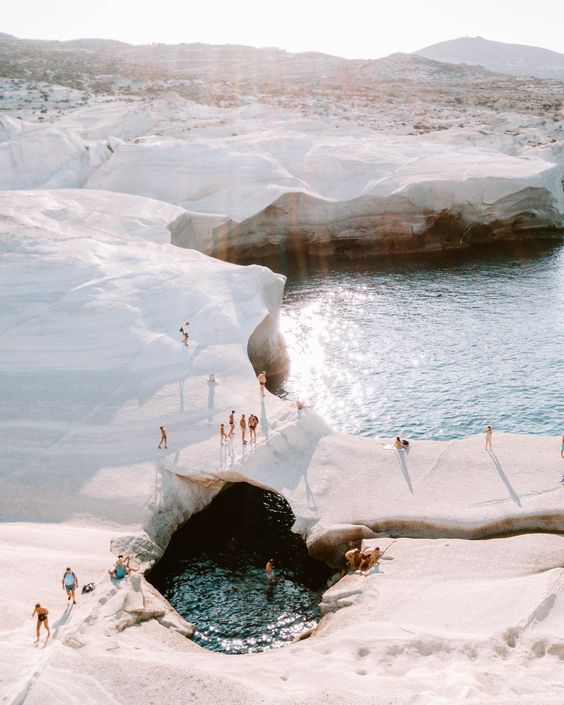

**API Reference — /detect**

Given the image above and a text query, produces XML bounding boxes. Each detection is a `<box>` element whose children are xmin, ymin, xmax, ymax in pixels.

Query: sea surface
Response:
<box><xmin>275</xmin><ymin>242</ymin><xmax>564</xmax><ymax>440</ymax></box>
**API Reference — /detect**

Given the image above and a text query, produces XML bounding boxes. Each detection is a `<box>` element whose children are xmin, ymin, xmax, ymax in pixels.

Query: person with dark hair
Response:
<box><xmin>248</xmin><ymin>414</ymin><xmax>258</xmax><ymax>443</ymax></box>
<box><xmin>229</xmin><ymin>411</ymin><xmax>235</xmax><ymax>438</ymax></box>
<box><xmin>180</xmin><ymin>321</ymin><xmax>189</xmax><ymax>347</ymax></box>
<box><xmin>109</xmin><ymin>555</ymin><xmax>136</xmax><ymax>580</ymax></box>
<box><xmin>485</xmin><ymin>425</ymin><xmax>493</xmax><ymax>451</ymax></box>
<box><xmin>220</xmin><ymin>423</ymin><xmax>228</xmax><ymax>444</ymax></box>
<box><xmin>32</xmin><ymin>603</ymin><xmax>50</xmax><ymax>643</ymax></box>
<box><xmin>240</xmin><ymin>414</ymin><xmax>247</xmax><ymax>444</ymax></box>
<box><xmin>62</xmin><ymin>567</ymin><xmax>78</xmax><ymax>604</ymax></box>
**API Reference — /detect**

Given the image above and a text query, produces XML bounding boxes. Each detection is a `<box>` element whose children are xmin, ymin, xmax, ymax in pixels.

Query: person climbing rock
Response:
<box><xmin>158</xmin><ymin>425</ymin><xmax>167</xmax><ymax>449</ymax></box>
<box><xmin>62</xmin><ymin>567</ymin><xmax>78</xmax><ymax>604</ymax></box>
<box><xmin>358</xmin><ymin>546</ymin><xmax>381</xmax><ymax>572</ymax></box>
<box><xmin>32</xmin><ymin>603</ymin><xmax>50</xmax><ymax>643</ymax></box>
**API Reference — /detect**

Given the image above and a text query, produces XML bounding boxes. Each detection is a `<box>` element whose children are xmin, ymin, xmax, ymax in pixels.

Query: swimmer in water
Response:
<box><xmin>265</xmin><ymin>558</ymin><xmax>275</xmax><ymax>585</ymax></box>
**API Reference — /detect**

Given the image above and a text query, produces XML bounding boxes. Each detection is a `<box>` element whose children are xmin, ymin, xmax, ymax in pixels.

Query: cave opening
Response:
<box><xmin>148</xmin><ymin>482</ymin><xmax>333</xmax><ymax>654</ymax></box>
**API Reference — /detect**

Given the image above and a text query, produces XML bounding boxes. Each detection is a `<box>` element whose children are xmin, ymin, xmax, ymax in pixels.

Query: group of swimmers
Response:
<box><xmin>32</xmin><ymin>556</ymin><xmax>136</xmax><ymax>643</ymax></box>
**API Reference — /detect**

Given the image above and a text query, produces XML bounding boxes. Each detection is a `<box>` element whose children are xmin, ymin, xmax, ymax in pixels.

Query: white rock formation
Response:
<box><xmin>0</xmin><ymin>189</ymin><xmax>562</xmax><ymax>704</ymax></box>
<box><xmin>1</xmin><ymin>94</ymin><xmax>563</xmax><ymax>260</ymax></box>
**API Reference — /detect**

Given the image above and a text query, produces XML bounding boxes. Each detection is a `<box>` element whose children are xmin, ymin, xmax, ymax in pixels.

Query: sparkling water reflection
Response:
<box><xmin>276</xmin><ymin>243</ymin><xmax>564</xmax><ymax>440</ymax></box>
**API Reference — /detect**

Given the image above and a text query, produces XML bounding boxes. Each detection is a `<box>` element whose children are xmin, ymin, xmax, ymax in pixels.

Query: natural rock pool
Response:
<box><xmin>275</xmin><ymin>241</ymin><xmax>564</xmax><ymax>440</ymax></box>
<box><xmin>148</xmin><ymin>483</ymin><xmax>332</xmax><ymax>654</ymax></box>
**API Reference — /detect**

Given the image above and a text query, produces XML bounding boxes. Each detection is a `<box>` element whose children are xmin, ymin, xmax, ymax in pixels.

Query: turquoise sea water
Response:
<box><xmin>276</xmin><ymin>242</ymin><xmax>564</xmax><ymax>440</ymax></box>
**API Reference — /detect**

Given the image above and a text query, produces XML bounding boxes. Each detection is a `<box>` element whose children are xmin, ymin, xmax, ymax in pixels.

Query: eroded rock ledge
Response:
<box><xmin>170</xmin><ymin>187</ymin><xmax>564</xmax><ymax>262</ymax></box>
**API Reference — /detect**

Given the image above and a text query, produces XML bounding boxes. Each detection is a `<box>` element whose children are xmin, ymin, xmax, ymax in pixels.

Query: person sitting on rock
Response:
<box><xmin>358</xmin><ymin>546</ymin><xmax>381</xmax><ymax>572</ymax></box>
<box><xmin>344</xmin><ymin>547</ymin><xmax>361</xmax><ymax>572</ymax></box>
<box><xmin>109</xmin><ymin>555</ymin><xmax>136</xmax><ymax>580</ymax></box>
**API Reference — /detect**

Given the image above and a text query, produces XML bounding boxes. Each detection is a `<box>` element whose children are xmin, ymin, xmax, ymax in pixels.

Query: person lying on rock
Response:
<box><xmin>109</xmin><ymin>555</ymin><xmax>136</xmax><ymax>580</ymax></box>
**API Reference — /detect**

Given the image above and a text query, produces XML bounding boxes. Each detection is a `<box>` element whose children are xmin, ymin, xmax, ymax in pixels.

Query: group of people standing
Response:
<box><xmin>221</xmin><ymin>411</ymin><xmax>259</xmax><ymax>445</ymax></box>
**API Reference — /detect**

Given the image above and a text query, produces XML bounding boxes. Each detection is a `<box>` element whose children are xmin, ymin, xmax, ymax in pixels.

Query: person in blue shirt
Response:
<box><xmin>109</xmin><ymin>555</ymin><xmax>136</xmax><ymax>580</ymax></box>
<box><xmin>62</xmin><ymin>567</ymin><xmax>78</xmax><ymax>604</ymax></box>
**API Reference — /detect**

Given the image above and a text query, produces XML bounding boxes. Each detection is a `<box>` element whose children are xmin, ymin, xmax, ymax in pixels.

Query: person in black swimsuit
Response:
<box><xmin>32</xmin><ymin>603</ymin><xmax>50</xmax><ymax>642</ymax></box>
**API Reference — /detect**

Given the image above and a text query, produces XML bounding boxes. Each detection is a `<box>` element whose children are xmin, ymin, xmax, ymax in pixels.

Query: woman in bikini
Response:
<box><xmin>32</xmin><ymin>603</ymin><xmax>50</xmax><ymax>642</ymax></box>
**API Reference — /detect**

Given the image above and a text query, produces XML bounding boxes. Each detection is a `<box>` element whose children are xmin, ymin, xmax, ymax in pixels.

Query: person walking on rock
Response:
<box><xmin>240</xmin><ymin>414</ymin><xmax>247</xmax><ymax>444</ymax></box>
<box><xmin>62</xmin><ymin>567</ymin><xmax>78</xmax><ymax>604</ymax></box>
<box><xmin>158</xmin><ymin>425</ymin><xmax>167</xmax><ymax>449</ymax></box>
<box><xmin>229</xmin><ymin>411</ymin><xmax>235</xmax><ymax>438</ymax></box>
<box><xmin>485</xmin><ymin>425</ymin><xmax>493</xmax><ymax>451</ymax></box>
<box><xmin>32</xmin><ymin>603</ymin><xmax>50</xmax><ymax>643</ymax></box>
<box><xmin>258</xmin><ymin>371</ymin><xmax>267</xmax><ymax>397</ymax></box>
<box><xmin>220</xmin><ymin>423</ymin><xmax>228</xmax><ymax>444</ymax></box>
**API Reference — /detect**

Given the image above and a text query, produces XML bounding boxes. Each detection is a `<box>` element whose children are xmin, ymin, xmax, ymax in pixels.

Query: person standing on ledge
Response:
<box><xmin>32</xmin><ymin>603</ymin><xmax>50</xmax><ymax>643</ymax></box>
<box><xmin>258</xmin><ymin>371</ymin><xmax>267</xmax><ymax>397</ymax></box>
<box><xmin>265</xmin><ymin>558</ymin><xmax>276</xmax><ymax>585</ymax></box>
<box><xmin>229</xmin><ymin>410</ymin><xmax>235</xmax><ymax>438</ymax></box>
<box><xmin>158</xmin><ymin>425</ymin><xmax>167</xmax><ymax>450</ymax></box>
<box><xmin>62</xmin><ymin>566</ymin><xmax>78</xmax><ymax>605</ymax></box>
<box><xmin>240</xmin><ymin>414</ymin><xmax>247</xmax><ymax>444</ymax></box>
<box><xmin>220</xmin><ymin>423</ymin><xmax>228</xmax><ymax>444</ymax></box>
<box><xmin>248</xmin><ymin>414</ymin><xmax>258</xmax><ymax>443</ymax></box>
<box><xmin>180</xmin><ymin>321</ymin><xmax>189</xmax><ymax>347</ymax></box>
<box><xmin>485</xmin><ymin>425</ymin><xmax>493</xmax><ymax>451</ymax></box>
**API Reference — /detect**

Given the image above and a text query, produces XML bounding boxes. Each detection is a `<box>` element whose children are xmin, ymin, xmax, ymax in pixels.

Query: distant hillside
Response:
<box><xmin>415</xmin><ymin>36</ymin><xmax>564</xmax><ymax>79</ymax></box>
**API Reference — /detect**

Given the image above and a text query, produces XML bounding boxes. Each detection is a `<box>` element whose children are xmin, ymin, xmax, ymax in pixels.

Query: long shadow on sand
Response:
<box><xmin>395</xmin><ymin>449</ymin><xmax>413</xmax><ymax>493</ymax></box>
<box><xmin>487</xmin><ymin>450</ymin><xmax>522</xmax><ymax>507</ymax></box>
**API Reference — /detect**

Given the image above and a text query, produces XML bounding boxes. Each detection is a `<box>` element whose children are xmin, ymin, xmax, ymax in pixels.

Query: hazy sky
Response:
<box><xmin>3</xmin><ymin>0</ymin><xmax>564</xmax><ymax>58</ymax></box>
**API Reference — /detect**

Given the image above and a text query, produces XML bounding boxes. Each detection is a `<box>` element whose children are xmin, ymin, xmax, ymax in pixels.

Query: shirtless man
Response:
<box><xmin>265</xmin><ymin>558</ymin><xmax>276</xmax><ymax>585</ymax></box>
<box><xmin>257</xmin><ymin>371</ymin><xmax>267</xmax><ymax>397</ymax></box>
<box><xmin>220</xmin><ymin>423</ymin><xmax>228</xmax><ymax>444</ymax></box>
<box><xmin>180</xmin><ymin>321</ymin><xmax>189</xmax><ymax>346</ymax></box>
<box><xmin>240</xmin><ymin>414</ymin><xmax>247</xmax><ymax>444</ymax></box>
<box><xmin>394</xmin><ymin>437</ymin><xmax>404</xmax><ymax>449</ymax></box>
<box><xmin>32</xmin><ymin>603</ymin><xmax>50</xmax><ymax>643</ymax></box>
<box><xmin>158</xmin><ymin>425</ymin><xmax>167</xmax><ymax>449</ymax></box>
<box><xmin>485</xmin><ymin>425</ymin><xmax>493</xmax><ymax>451</ymax></box>
<box><xmin>248</xmin><ymin>414</ymin><xmax>258</xmax><ymax>443</ymax></box>
<box><xmin>229</xmin><ymin>411</ymin><xmax>235</xmax><ymax>438</ymax></box>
